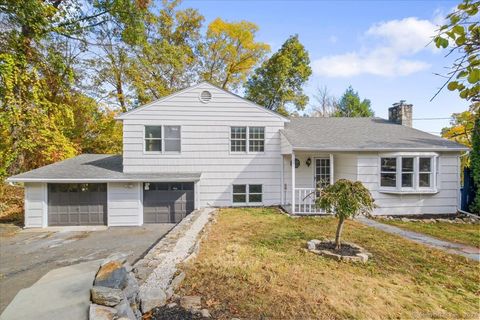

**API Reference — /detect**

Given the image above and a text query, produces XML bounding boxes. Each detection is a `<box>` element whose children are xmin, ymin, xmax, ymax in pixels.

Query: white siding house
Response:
<box><xmin>8</xmin><ymin>82</ymin><xmax>468</xmax><ymax>227</ymax></box>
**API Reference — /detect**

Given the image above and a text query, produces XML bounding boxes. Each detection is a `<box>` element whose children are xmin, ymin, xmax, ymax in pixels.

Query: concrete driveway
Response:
<box><xmin>0</xmin><ymin>224</ymin><xmax>174</xmax><ymax>313</ymax></box>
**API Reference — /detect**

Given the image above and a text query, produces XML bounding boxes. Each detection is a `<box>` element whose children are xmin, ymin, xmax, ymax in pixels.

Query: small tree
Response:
<box><xmin>316</xmin><ymin>179</ymin><xmax>375</xmax><ymax>250</ymax></box>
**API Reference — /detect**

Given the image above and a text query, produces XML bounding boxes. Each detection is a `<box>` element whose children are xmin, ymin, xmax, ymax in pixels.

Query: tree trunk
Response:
<box><xmin>335</xmin><ymin>216</ymin><xmax>345</xmax><ymax>250</ymax></box>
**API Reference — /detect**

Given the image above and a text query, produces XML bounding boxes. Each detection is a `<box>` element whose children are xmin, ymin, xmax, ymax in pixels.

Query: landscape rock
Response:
<box><xmin>102</xmin><ymin>252</ymin><xmax>129</xmax><ymax>266</ymax></box>
<box><xmin>91</xmin><ymin>286</ymin><xmax>124</xmax><ymax>307</ymax></box>
<box><xmin>200</xmin><ymin>308</ymin><xmax>211</xmax><ymax>318</ymax></box>
<box><xmin>307</xmin><ymin>239</ymin><xmax>321</xmax><ymax>251</ymax></box>
<box><xmin>180</xmin><ymin>295</ymin><xmax>202</xmax><ymax>311</ymax></box>
<box><xmin>114</xmin><ymin>299</ymin><xmax>136</xmax><ymax>320</ymax></box>
<box><xmin>89</xmin><ymin>304</ymin><xmax>117</xmax><ymax>320</ymax></box>
<box><xmin>170</xmin><ymin>272</ymin><xmax>186</xmax><ymax>290</ymax></box>
<box><xmin>123</xmin><ymin>273</ymin><xmax>140</xmax><ymax>303</ymax></box>
<box><xmin>95</xmin><ymin>261</ymin><xmax>128</xmax><ymax>289</ymax></box>
<box><xmin>140</xmin><ymin>287</ymin><xmax>167</xmax><ymax>313</ymax></box>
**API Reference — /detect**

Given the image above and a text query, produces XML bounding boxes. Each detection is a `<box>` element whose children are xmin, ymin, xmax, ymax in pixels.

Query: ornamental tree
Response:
<box><xmin>316</xmin><ymin>179</ymin><xmax>375</xmax><ymax>250</ymax></box>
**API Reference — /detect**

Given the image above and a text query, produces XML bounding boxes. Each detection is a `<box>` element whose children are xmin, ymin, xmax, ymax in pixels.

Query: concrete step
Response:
<box><xmin>0</xmin><ymin>260</ymin><xmax>101</xmax><ymax>320</ymax></box>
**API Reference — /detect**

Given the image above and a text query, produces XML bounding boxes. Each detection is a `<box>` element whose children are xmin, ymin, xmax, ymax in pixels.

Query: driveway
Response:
<box><xmin>0</xmin><ymin>224</ymin><xmax>174</xmax><ymax>313</ymax></box>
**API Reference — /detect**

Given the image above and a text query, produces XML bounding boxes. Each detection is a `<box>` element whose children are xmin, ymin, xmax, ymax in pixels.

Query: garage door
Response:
<box><xmin>48</xmin><ymin>183</ymin><xmax>107</xmax><ymax>226</ymax></box>
<box><xmin>143</xmin><ymin>182</ymin><xmax>194</xmax><ymax>223</ymax></box>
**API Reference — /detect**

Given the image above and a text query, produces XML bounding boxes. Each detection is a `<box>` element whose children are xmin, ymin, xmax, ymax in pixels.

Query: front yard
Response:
<box><xmin>378</xmin><ymin>218</ymin><xmax>480</xmax><ymax>248</ymax></box>
<box><xmin>179</xmin><ymin>207</ymin><xmax>479</xmax><ymax>320</ymax></box>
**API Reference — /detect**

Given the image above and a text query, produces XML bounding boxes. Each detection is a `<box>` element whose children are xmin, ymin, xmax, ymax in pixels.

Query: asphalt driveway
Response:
<box><xmin>0</xmin><ymin>224</ymin><xmax>174</xmax><ymax>313</ymax></box>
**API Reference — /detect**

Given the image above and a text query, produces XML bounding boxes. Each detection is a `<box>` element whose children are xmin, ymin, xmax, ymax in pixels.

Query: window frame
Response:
<box><xmin>378</xmin><ymin>153</ymin><xmax>438</xmax><ymax>193</ymax></box>
<box><xmin>230</xmin><ymin>126</ymin><xmax>265</xmax><ymax>154</ymax></box>
<box><xmin>232</xmin><ymin>184</ymin><xmax>263</xmax><ymax>205</ymax></box>
<box><xmin>143</xmin><ymin>125</ymin><xmax>181</xmax><ymax>154</ymax></box>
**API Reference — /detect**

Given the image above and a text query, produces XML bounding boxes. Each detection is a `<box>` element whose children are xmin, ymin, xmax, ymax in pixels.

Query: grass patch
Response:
<box><xmin>0</xmin><ymin>184</ymin><xmax>24</xmax><ymax>227</ymax></box>
<box><xmin>179</xmin><ymin>207</ymin><xmax>480</xmax><ymax>320</ymax></box>
<box><xmin>379</xmin><ymin>219</ymin><xmax>480</xmax><ymax>248</ymax></box>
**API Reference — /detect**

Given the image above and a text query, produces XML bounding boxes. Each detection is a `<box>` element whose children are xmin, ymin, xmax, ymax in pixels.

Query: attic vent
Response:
<box><xmin>199</xmin><ymin>90</ymin><xmax>212</xmax><ymax>103</ymax></box>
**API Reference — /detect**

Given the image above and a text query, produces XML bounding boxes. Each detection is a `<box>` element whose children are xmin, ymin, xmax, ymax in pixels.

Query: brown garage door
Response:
<box><xmin>143</xmin><ymin>182</ymin><xmax>194</xmax><ymax>223</ymax></box>
<box><xmin>48</xmin><ymin>183</ymin><xmax>107</xmax><ymax>226</ymax></box>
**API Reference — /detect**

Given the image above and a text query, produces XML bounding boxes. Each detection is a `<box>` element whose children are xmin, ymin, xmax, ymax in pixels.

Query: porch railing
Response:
<box><xmin>293</xmin><ymin>188</ymin><xmax>326</xmax><ymax>214</ymax></box>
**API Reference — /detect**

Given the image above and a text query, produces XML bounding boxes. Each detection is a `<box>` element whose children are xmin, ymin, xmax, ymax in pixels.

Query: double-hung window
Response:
<box><xmin>232</xmin><ymin>184</ymin><xmax>263</xmax><ymax>204</ymax></box>
<box><xmin>144</xmin><ymin>125</ymin><xmax>181</xmax><ymax>153</ymax></box>
<box><xmin>230</xmin><ymin>127</ymin><xmax>265</xmax><ymax>153</ymax></box>
<box><xmin>380</xmin><ymin>155</ymin><xmax>436</xmax><ymax>192</ymax></box>
<box><xmin>231</xmin><ymin>127</ymin><xmax>247</xmax><ymax>152</ymax></box>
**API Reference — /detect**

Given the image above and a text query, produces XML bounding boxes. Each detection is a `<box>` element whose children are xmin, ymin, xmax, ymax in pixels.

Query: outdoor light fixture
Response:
<box><xmin>290</xmin><ymin>159</ymin><xmax>300</xmax><ymax>168</ymax></box>
<box><xmin>306</xmin><ymin>157</ymin><xmax>312</xmax><ymax>167</ymax></box>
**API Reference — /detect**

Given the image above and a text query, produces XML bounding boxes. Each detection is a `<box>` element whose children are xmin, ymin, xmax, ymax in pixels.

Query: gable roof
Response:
<box><xmin>7</xmin><ymin>154</ymin><xmax>201</xmax><ymax>182</ymax></box>
<box><xmin>281</xmin><ymin>117</ymin><xmax>468</xmax><ymax>151</ymax></box>
<box><xmin>116</xmin><ymin>81</ymin><xmax>289</xmax><ymax>122</ymax></box>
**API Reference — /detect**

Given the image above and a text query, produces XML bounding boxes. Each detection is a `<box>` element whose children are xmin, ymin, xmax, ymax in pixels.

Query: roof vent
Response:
<box><xmin>199</xmin><ymin>90</ymin><xmax>212</xmax><ymax>103</ymax></box>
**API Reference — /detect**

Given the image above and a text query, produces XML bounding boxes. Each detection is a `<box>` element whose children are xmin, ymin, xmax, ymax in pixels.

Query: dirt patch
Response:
<box><xmin>66</xmin><ymin>232</ymin><xmax>91</xmax><ymax>241</ymax></box>
<box><xmin>316</xmin><ymin>241</ymin><xmax>361</xmax><ymax>256</ymax></box>
<box><xmin>143</xmin><ymin>305</ymin><xmax>205</xmax><ymax>320</ymax></box>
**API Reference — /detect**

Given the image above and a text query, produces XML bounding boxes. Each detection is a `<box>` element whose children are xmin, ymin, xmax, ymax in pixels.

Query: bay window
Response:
<box><xmin>380</xmin><ymin>155</ymin><xmax>437</xmax><ymax>192</ymax></box>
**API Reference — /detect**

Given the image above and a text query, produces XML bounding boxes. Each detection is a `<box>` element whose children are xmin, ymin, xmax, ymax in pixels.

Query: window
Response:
<box><xmin>231</xmin><ymin>127</ymin><xmax>265</xmax><ymax>152</ymax></box>
<box><xmin>232</xmin><ymin>184</ymin><xmax>247</xmax><ymax>203</ymax></box>
<box><xmin>231</xmin><ymin>127</ymin><xmax>247</xmax><ymax>152</ymax></box>
<box><xmin>419</xmin><ymin>157</ymin><xmax>432</xmax><ymax>188</ymax></box>
<box><xmin>232</xmin><ymin>184</ymin><xmax>263</xmax><ymax>204</ymax></box>
<box><xmin>249</xmin><ymin>127</ymin><xmax>265</xmax><ymax>152</ymax></box>
<box><xmin>144</xmin><ymin>125</ymin><xmax>181</xmax><ymax>153</ymax></box>
<box><xmin>401</xmin><ymin>157</ymin><xmax>414</xmax><ymax>188</ymax></box>
<box><xmin>315</xmin><ymin>158</ymin><xmax>331</xmax><ymax>188</ymax></box>
<box><xmin>145</xmin><ymin>126</ymin><xmax>162</xmax><ymax>152</ymax></box>
<box><xmin>380</xmin><ymin>157</ymin><xmax>397</xmax><ymax>187</ymax></box>
<box><xmin>164</xmin><ymin>126</ymin><xmax>181</xmax><ymax>152</ymax></box>
<box><xmin>380</xmin><ymin>156</ymin><xmax>436</xmax><ymax>192</ymax></box>
<box><xmin>249</xmin><ymin>185</ymin><xmax>263</xmax><ymax>203</ymax></box>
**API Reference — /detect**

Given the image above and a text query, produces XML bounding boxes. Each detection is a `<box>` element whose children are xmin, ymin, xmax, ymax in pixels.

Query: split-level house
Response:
<box><xmin>7</xmin><ymin>82</ymin><xmax>468</xmax><ymax>227</ymax></box>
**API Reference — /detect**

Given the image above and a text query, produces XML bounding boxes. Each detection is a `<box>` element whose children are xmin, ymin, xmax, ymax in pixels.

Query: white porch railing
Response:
<box><xmin>293</xmin><ymin>188</ymin><xmax>325</xmax><ymax>214</ymax></box>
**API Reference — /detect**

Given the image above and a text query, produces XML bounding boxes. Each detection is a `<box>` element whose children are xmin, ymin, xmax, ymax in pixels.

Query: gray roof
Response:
<box><xmin>7</xmin><ymin>154</ymin><xmax>202</xmax><ymax>182</ymax></box>
<box><xmin>282</xmin><ymin>117</ymin><xmax>468</xmax><ymax>151</ymax></box>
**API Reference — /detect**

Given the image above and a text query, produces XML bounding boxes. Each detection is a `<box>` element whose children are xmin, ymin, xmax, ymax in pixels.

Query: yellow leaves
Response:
<box><xmin>202</xmin><ymin>18</ymin><xmax>270</xmax><ymax>89</ymax></box>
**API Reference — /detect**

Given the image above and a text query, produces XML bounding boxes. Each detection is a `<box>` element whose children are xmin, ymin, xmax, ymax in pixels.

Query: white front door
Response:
<box><xmin>314</xmin><ymin>158</ymin><xmax>331</xmax><ymax>188</ymax></box>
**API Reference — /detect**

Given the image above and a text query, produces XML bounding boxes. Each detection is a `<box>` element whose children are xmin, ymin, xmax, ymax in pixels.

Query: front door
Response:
<box><xmin>314</xmin><ymin>158</ymin><xmax>331</xmax><ymax>189</ymax></box>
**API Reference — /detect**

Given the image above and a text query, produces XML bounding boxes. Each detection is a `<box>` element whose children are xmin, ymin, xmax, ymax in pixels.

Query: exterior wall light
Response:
<box><xmin>306</xmin><ymin>158</ymin><xmax>312</xmax><ymax>167</ymax></box>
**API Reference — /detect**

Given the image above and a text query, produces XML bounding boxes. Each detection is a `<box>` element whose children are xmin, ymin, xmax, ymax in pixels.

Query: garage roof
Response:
<box><xmin>281</xmin><ymin>117</ymin><xmax>469</xmax><ymax>151</ymax></box>
<box><xmin>7</xmin><ymin>154</ymin><xmax>202</xmax><ymax>183</ymax></box>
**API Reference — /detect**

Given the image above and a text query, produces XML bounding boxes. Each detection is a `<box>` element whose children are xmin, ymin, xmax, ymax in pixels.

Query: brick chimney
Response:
<box><xmin>389</xmin><ymin>100</ymin><xmax>412</xmax><ymax>127</ymax></box>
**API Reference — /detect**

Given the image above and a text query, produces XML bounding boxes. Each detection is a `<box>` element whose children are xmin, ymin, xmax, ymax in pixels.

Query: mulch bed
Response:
<box><xmin>316</xmin><ymin>241</ymin><xmax>361</xmax><ymax>256</ymax></box>
<box><xmin>143</xmin><ymin>305</ymin><xmax>205</xmax><ymax>320</ymax></box>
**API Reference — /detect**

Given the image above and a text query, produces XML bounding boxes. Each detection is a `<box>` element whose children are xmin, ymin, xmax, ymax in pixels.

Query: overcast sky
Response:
<box><xmin>180</xmin><ymin>0</ymin><xmax>469</xmax><ymax>135</ymax></box>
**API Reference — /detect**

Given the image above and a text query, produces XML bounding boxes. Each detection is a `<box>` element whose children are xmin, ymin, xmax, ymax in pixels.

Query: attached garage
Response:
<box><xmin>143</xmin><ymin>182</ymin><xmax>194</xmax><ymax>223</ymax></box>
<box><xmin>48</xmin><ymin>183</ymin><xmax>107</xmax><ymax>226</ymax></box>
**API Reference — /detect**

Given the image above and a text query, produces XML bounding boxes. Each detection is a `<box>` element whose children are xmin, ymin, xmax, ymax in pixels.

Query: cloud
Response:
<box><xmin>312</xmin><ymin>17</ymin><xmax>439</xmax><ymax>78</ymax></box>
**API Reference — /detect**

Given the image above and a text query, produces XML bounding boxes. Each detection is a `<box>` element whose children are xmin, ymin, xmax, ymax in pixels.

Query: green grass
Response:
<box><xmin>179</xmin><ymin>207</ymin><xmax>480</xmax><ymax>320</ymax></box>
<box><xmin>379</xmin><ymin>219</ymin><xmax>480</xmax><ymax>248</ymax></box>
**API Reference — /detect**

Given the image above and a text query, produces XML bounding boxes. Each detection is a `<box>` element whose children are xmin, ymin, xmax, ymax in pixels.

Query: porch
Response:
<box><xmin>280</xmin><ymin>151</ymin><xmax>357</xmax><ymax>215</ymax></box>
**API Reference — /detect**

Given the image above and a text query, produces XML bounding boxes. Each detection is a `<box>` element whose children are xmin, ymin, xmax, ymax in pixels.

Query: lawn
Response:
<box><xmin>379</xmin><ymin>219</ymin><xmax>480</xmax><ymax>248</ymax></box>
<box><xmin>179</xmin><ymin>207</ymin><xmax>480</xmax><ymax>320</ymax></box>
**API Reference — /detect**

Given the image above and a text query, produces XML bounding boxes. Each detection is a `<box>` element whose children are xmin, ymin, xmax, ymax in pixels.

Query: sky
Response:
<box><xmin>178</xmin><ymin>0</ymin><xmax>470</xmax><ymax>135</ymax></box>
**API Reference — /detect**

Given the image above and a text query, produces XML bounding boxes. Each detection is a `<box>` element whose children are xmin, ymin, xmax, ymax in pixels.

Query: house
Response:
<box><xmin>7</xmin><ymin>82</ymin><xmax>468</xmax><ymax>227</ymax></box>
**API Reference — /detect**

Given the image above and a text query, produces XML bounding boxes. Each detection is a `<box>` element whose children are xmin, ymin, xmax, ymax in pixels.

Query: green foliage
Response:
<box><xmin>200</xmin><ymin>18</ymin><xmax>270</xmax><ymax>90</ymax></box>
<box><xmin>470</xmin><ymin>110</ymin><xmax>480</xmax><ymax>213</ymax></box>
<box><xmin>433</xmin><ymin>0</ymin><xmax>479</xmax><ymax>101</ymax></box>
<box><xmin>441</xmin><ymin>109</ymin><xmax>475</xmax><ymax>177</ymax></box>
<box><xmin>244</xmin><ymin>35</ymin><xmax>312</xmax><ymax>115</ymax></box>
<box><xmin>316</xmin><ymin>179</ymin><xmax>375</xmax><ymax>248</ymax></box>
<box><xmin>334</xmin><ymin>86</ymin><xmax>374</xmax><ymax>117</ymax></box>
